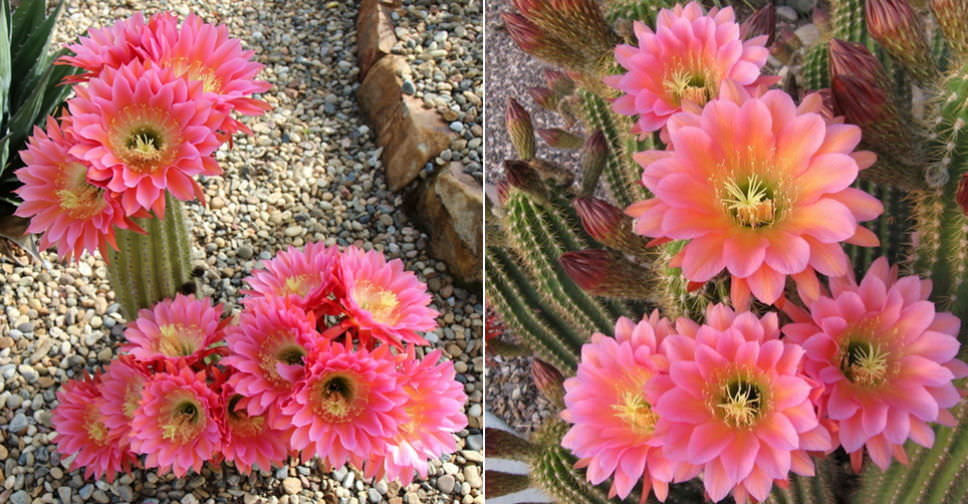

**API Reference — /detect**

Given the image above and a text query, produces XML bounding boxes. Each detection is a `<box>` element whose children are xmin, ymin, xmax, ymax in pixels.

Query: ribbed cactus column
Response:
<box><xmin>107</xmin><ymin>191</ymin><xmax>194</xmax><ymax>320</ymax></box>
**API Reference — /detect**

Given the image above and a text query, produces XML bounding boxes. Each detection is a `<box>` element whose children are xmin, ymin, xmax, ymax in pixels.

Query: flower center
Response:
<box><xmin>717</xmin><ymin>379</ymin><xmax>764</xmax><ymax>428</ymax></box>
<box><xmin>170</xmin><ymin>57</ymin><xmax>223</xmax><ymax>94</ymax></box>
<box><xmin>279</xmin><ymin>274</ymin><xmax>316</xmax><ymax>298</ymax></box>
<box><xmin>259</xmin><ymin>337</ymin><xmax>306</xmax><ymax>385</ymax></box>
<box><xmin>840</xmin><ymin>340</ymin><xmax>889</xmax><ymax>387</ymax></box>
<box><xmin>721</xmin><ymin>173</ymin><xmax>778</xmax><ymax>228</ymax></box>
<box><xmin>352</xmin><ymin>280</ymin><xmax>399</xmax><ymax>325</ymax></box>
<box><xmin>665</xmin><ymin>69</ymin><xmax>715</xmax><ymax>107</ymax></box>
<box><xmin>56</xmin><ymin>162</ymin><xmax>107</xmax><ymax>220</ymax></box>
<box><xmin>123</xmin><ymin>380</ymin><xmax>145</xmax><ymax>419</ymax></box>
<box><xmin>226</xmin><ymin>394</ymin><xmax>265</xmax><ymax>437</ymax></box>
<box><xmin>611</xmin><ymin>390</ymin><xmax>658</xmax><ymax>436</ymax></box>
<box><xmin>162</xmin><ymin>399</ymin><xmax>204</xmax><ymax>444</ymax></box>
<box><xmin>312</xmin><ymin>373</ymin><xmax>359</xmax><ymax>423</ymax></box>
<box><xmin>84</xmin><ymin>407</ymin><xmax>110</xmax><ymax>445</ymax></box>
<box><xmin>125</xmin><ymin>127</ymin><xmax>165</xmax><ymax>161</ymax></box>
<box><xmin>156</xmin><ymin>323</ymin><xmax>205</xmax><ymax>357</ymax></box>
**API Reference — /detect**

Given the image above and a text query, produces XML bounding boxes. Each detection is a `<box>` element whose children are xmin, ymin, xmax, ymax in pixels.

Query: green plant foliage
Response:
<box><xmin>0</xmin><ymin>0</ymin><xmax>81</xmax><ymax>215</ymax></box>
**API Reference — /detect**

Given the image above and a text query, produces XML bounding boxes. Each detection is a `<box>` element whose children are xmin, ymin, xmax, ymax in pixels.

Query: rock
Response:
<box><xmin>58</xmin><ymin>487</ymin><xmax>72</xmax><ymax>503</ymax></box>
<box><xmin>776</xmin><ymin>6</ymin><xmax>798</xmax><ymax>22</ymax></box>
<box><xmin>406</xmin><ymin>162</ymin><xmax>482</xmax><ymax>282</ymax></box>
<box><xmin>10</xmin><ymin>490</ymin><xmax>28</xmax><ymax>504</ymax></box>
<box><xmin>237</xmin><ymin>245</ymin><xmax>254</xmax><ymax>260</ymax></box>
<box><xmin>9</xmin><ymin>413</ymin><xmax>28</xmax><ymax>434</ymax></box>
<box><xmin>466</xmin><ymin>434</ymin><xmax>483</xmax><ymax>452</ymax></box>
<box><xmin>211</xmin><ymin>196</ymin><xmax>227</xmax><ymax>209</ymax></box>
<box><xmin>283</xmin><ymin>477</ymin><xmax>302</xmax><ymax>495</ymax></box>
<box><xmin>437</xmin><ymin>475</ymin><xmax>456</xmax><ymax>494</ymax></box>
<box><xmin>463</xmin><ymin>466</ymin><xmax>482</xmax><ymax>489</ymax></box>
<box><xmin>357</xmin><ymin>55</ymin><xmax>453</xmax><ymax>191</ymax></box>
<box><xmin>357</xmin><ymin>0</ymin><xmax>397</xmax><ymax>78</ymax></box>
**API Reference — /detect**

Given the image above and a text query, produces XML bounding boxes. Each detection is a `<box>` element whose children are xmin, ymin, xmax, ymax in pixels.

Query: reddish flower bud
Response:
<box><xmin>485</xmin><ymin>471</ymin><xmax>531</xmax><ymax>497</ymax></box>
<box><xmin>528</xmin><ymin>86</ymin><xmax>558</xmax><ymax>110</ymax></box>
<box><xmin>531</xmin><ymin>358</ymin><xmax>565</xmax><ymax>407</ymax></box>
<box><xmin>957</xmin><ymin>173</ymin><xmax>968</xmax><ymax>214</ymax></box>
<box><xmin>536</xmin><ymin>128</ymin><xmax>584</xmax><ymax>149</ymax></box>
<box><xmin>559</xmin><ymin>249</ymin><xmax>656</xmax><ymax>299</ymax></box>
<box><xmin>501</xmin><ymin>13</ymin><xmax>574</xmax><ymax>68</ymax></box>
<box><xmin>580</xmin><ymin>130</ymin><xmax>607</xmax><ymax>197</ymax></box>
<box><xmin>573</xmin><ymin>197</ymin><xmax>650</xmax><ymax>255</ymax></box>
<box><xmin>496</xmin><ymin>179</ymin><xmax>511</xmax><ymax>207</ymax></box>
<box><xmin>544</xmin><ymin>68</ymin><xmax>575</xmax><ymax>95</ymax></box>
<box><xmin>506</xmin><ymin>98</ymin><xmax>536</xmax><ymax>160</ymax></box>
<box><xmin>504</xmin><ymin>159</ymin><xmax>547</xmax><ymax>200</ymax></box>
<box><xmin>866</xmin><ymin>0</ymin><xmax>935</xmax><ymax>82</ymax></box>
<box><xmin>829</xmin><ymin>39</ymin><xmax>891</xmax><ymax>91</ymax></box>
<box><xmin>930</xmin><ymin>0</ymin><xmax>968</xmax><ymax>57</ymax></box>
<box><xmin>509</xmin><ymin>0</ymin><xmax>618</xmax><ymax>73</ymax></box>
<box><xmin>741</xmin><ymin>4</ymin><xmax>776</xmax><ymax>45</ymax></box>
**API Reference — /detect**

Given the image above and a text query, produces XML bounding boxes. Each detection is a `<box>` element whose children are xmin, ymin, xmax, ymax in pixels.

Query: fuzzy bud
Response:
<box><xmin>741</xmin><ymin>4</ymin><xmax>776</xmax><ymax>45</ymax></box>
<box><xmin>559</xmin><ymin>249</ymin><xmax>656</xmax><ymax>299</ymax></box>
<box><xmin>866</xmin><ymin>0</ymin><xmax>936</xmax><ymax>83</ymax></box>
<box><xmin>483</xmin><ymin>428</ymin><xmax>536</xmax><ymax>461</ymax></box>
<box><xmin>506</xmin><ymin>98</ymin><xmax>536</xmax><ymax>160</ymax></box>
<box><xmin>536</xmin><ymin>128</ymin><xmax>584</xmax><ymax>149</ymax></box>
<box><xmin>496</xmin><ymin>179</ymin><xmax>512</xmax><ymax>207</ymax></box>
<box><xmin>531</xmin><ymin>358</ymin><xmax>565</xmax><ymax>407</ymax></box>
<box><xmin>544</xmin><ymin>68</ymin><xmax>575</xmax><ymax>95</ymax></box>
<box><xmin>528</xmin><ymin>86</ymin><xmax>559</xmax><ymax>110</ymax></box>
<box><xmin>829</xmin><ymin>39</ymin><xmax>891</xmax><ymax>91</ymax></box>
<box><xmin>485</xmin><ymin>471</ymin><xmax>532</xmax><ymax>497</ymax></box>
<box><xmin>930</xmin><ymin>0</ymin><xmax>968</xmax><ymax>57</ymax></box>
<box><xmin>504</xmin><ymin>160</ymin><xmax>547</xmax><ymax>200</ymax></box>
<box><xmin>579</xmin><ymin>130</ymin><xmax>607</xmax><ymax>197</ymax></box>
<box><xmin>501</xmin><ymin>12</ymin><xmax>575</xmax><ymax>69</ymax></box>
<box><xmin>573</xmin><ymin>197</ymin><xmax>651</xmax><ymax>256</ymax></box>
<box><xmin>511</xmin><ymin>0</ymin><xmax>619</xmax><ymax>73</ymax></box>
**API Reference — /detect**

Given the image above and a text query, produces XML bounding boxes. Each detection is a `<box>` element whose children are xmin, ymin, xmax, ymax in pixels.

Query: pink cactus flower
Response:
<box><xmin>650</xmin><ymin>304</ymin><xmax>832</xmax><ymax>503</ymax></box>
<box><xmin>97</xmin><ymin>357</ymin><xmax>148</xmax><ymax>443</ymax></box>
<box><xmin>220</xmin><ymin>386</ymin><xmax>291</xmax><ymax>474</ymax></box>
<box><xmin>243</xmin><ymin>242</ymin><xmax>341</xmax><ymax>312</ymax></box>
<box><xmin>51</xmin><ymin>372</ymin><xmax>138</xmax><ymax>482</ymax></box>
<box><xmin>626</xmin><ymin>84</ymin><xmax>884</xmax><ymax>306</ymax></box>
<box><xmin>561</xmin><ymin>311</ymin><xmax>690</xmax><ymax>502</ymax></box>
<box><xmin>605</xmin><ymin>1</ymin><xmax>770</xmax><ymax>134</ymax></box>
<box><xmin>121</xmin><ymin>294</ymin><xmax>227</xmax><ymax>363</ymax></box>
<box><xmin>128</xmin><ymin>365</ymin><xmax>222</xmax><ymax>477</ymax></box>
<box><xmin>782</xmin><ymin>257</ymin><xmax>968</xmax><ymax>471</ymax></box>
<box><xmin>57</xmin><ymin>13</ymin><xmax>151</xmax><ymax>82</ymax></box>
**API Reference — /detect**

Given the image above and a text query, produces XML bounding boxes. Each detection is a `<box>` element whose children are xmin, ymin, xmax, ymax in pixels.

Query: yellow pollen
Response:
<box><xmin>172</xmin><ymin>58</ymin><xmax>223</xmax><ymax>94</ymax></box>
<box><xmin>717</xmin><ymin>380</ymin><xmax>762</xmax><ymax>428</ymax></box>
<box><xmin>162</xmin><ymin>400</ymin><xmax>202</xmax><ymax>444</ymax></box>
<box><xmin>85</xmin><ymin>408</ymin><xmax>110</xmax><ymax>444</ymax></box>
<box><xmin>258</xmin><ymin>338</ymin><xmax>306</xmax><ymax>384</ymax></box>
<box><xmin>611</xmin><ymin>390</ymin><xmax>658</xmax><ymax>435</ymax></box>
<box><xmin>227</xmin><ymin>395</ymin><xmax>266</xmax><ymax>437</ymax></box>
<box><xmin>57</xmin><ymin>185</ymin><xmax>107</xmax><ymax>219</ymax></box>
<box><xmin>313</xmin><ymin>374</ymin><xmax>358</xmax><ymax>422</ymax></box>
<box><xmin>127</xmin><ymin>131</ymin><xmax>163</xmax><ymax>160</ymax></box>
<box><xmin>123</xmin><ymin>384</ymin><xmax>143</xmax><ymax>419</ymax></box>
<box><xmin>280</xmin><ymin>275</ymin><xmax>315</xmax><ymax>297</ymax></box>
<box><xmin>353</xmin><ymin>281</ymin><xmax>400</xmax><ymax>325</ymax></box>
<box><xmin>664</xmin><ymin>69</ymin><xmax>714</xmax><ymax>107</ymax></box>
<box><xmin>841</xmin><ymin>340</ymin><xmax>890</xmax><ymax>387</ymax></box>
<box><xmin>722</xmin><ymin>173</ymin><xmax>777</xmax><ymax>228</ymax></box>
<box><xmin>156</xmin><ymin>324</ymin><xmax>202</xmax><ymax>357</ymax></box>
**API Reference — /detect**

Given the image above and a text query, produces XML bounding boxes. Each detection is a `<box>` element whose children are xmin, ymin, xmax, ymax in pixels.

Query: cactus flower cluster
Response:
<box><xmin>13</xmin><ymin>11</ymin><xmax>269</xmax><ymax>262</ymax></box>
<box><xmin>52</xmin><ymin>243</ymin><xmax>468</xmax><ymax>482</ymax></box>
<box><xmin>490</xmin><ymin>0</ymin><xmax>968</xmax><ymax>502</ymax></box>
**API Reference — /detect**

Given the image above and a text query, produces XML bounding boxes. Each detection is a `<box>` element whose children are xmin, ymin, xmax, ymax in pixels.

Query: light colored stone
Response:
<box><xmin>357</xmin><ymin>0</ymin><xmax>397</xmax><ymax>77</ymax></box>
<box><xmin>282</xmin><ymin>477</ymin><xmax>302</xmax><ymax>495</ymax></box>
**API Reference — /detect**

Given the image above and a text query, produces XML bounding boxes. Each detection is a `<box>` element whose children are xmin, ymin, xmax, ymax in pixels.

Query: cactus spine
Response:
<box><xmin>107</xmin><ymin>191</ymin><xmax>194</xmax><ymax>320</ymax></box>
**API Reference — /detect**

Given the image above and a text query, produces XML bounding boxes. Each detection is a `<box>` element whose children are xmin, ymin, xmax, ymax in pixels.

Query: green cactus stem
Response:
<box><xmin>107</xmin><ymin>191</ymin><xmax>194</xmax><ymax>320</ymax></box>
<box><xmin>578</xmin><ymin>90</ymin><xmax>651</xmax><ymax>208</ymax></box>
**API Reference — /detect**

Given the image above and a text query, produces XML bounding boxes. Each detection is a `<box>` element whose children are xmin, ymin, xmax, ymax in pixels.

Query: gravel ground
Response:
<box><xmin>0</xmin><ymin>1</ymin><xmax>483</xmax><ymax>503</ymax></box>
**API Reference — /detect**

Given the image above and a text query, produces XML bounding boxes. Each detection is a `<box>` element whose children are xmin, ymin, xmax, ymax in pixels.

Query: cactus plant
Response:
<box><xmin>488</xmin><ymin>0</ymin><xmax>968</xmax><ymax>502</ymax></box>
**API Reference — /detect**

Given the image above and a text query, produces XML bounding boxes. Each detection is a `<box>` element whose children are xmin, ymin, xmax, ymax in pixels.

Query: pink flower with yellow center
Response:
<box><xmin>605</xmin><ymin>2</ymin><xmax>770</xmax><ymax>134</ymax></box>
<box><xmin>627</xmin><ymin>85</ymin><xmax>884</xmax><ymax>306</ymax></box>
<box><xmin>338</xmin><ymin>246</ymin><xmax>438</xmax><ymax>347</ymax></box>
<box><xmin>220</xmin><ymin>386</ymin><xmax>291</xmax><ymax>474</ymax></box>
<box><xmin>280</xmin><ymin>340</ymin><xmax>408</xmax><ymax>468</ymax></box>
<box><xmin>52</xmin><ymin>372</ymin><xmax>137</xmax><ymax>482</ymax></box>
<box><xmin>97</xmin><ymin>357</ymin><xmax>148</xmax><ymax>443</ymax></box>
<box><xmin>143</xmin><ymin>12</ymin><xmax>271</xmax><ymax>139</ymax></box>
<box><xmin>561</xmin><ymin>311</ymin><xmax>688</xmax><ymax>502</ymax></box>
<box><xmin>650</xmin><ymin>304</ymin><xmax>832</xmax><ymax>503</ymax></box>
<box><xmin>244</xmin><ymin>242</ymin><xmax>340</xmax><ymax>311</ymax></box>
<box><xmin>129</xmin><ymin>365</ymin><xmax>222</xmax><ymax>477</ymax></box>
<box><xmin>122</xmin><ymin>294</ymin><xmax>227</xmax><ymax>363</ymax></box>
<box><xmin>222</xmin><ymin>297</ymin><xmax>318</xmax><ymax>421</ymax></box>
<box><xmin>67</xmin><ymin>61</ymin><xmax>224</xmax><ymax>216</ymax></box>
<box><xmin>782</xmin><ymin>257</ymin><xmax>968</xmax><ymax>471</ymax></box>
<box><xmin>14</xmin><ymin>116</ymin><xmax>139</xmax><ymax>261</ymax></box>
<box><xmin>57</xmin><ymin>13</ymin><xmax>150</xmax><ymax>83</ymax></box>
<box><xmin>363</xmin><ymin>348</ymin><xmax>469</xmax><ymax>484</ymax></box>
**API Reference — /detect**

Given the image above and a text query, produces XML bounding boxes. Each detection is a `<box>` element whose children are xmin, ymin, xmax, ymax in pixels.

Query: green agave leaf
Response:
<box><xmin>9</xmin><ymin>0</ymin><xmax>63</xmax><ymax>110</ymax></box>
<box><xmin>9</xmin><ymin>0</ymin><xmax>44</xmax><ymax>53</ymax></box>
<box><xmin>6</xmin><ymin>63</ymin><xmax>53</xmax><ymax>149</ymax></box>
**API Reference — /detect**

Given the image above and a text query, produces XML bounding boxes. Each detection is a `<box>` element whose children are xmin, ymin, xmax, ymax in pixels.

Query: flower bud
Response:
<box><xmin>511</xmin><ymin>0</ymin><xmax>619</xmax><ymax>72</ymax></box>
<box><xmin>531</xmin><ymin>358</ymin><xmax>565</xmax><ymax>407</ymax></box>
<box><xmin>741</xmin><ymin>4</ymin><xmax>776</xmax><ymax>45</ymax></box>
<box><xmin>930</xmin><ymin>0</ymin><xmax>968</xmax><ymax>57</ymax></box>
<box><xmin>483</xmin><ymin>427</ymin><xmax>536</xmax><ymax>460</ymax></box>
<box><xmin>957</xmin><ymin>173</ymin><xmax>968</xmax><ymax>215</ymax></box>
<box><xmin>485</xmin><ymin>471</ymin><xmax>531</xmax><ymax>497</ymax></box>
<box><xmin>496</xmin><ymin>179</ymin><xmax>512</xmax><ymax>207</ymax></box>
<box><xmin>829</xmin><ymin>39</ymin><xmax>891</xmax><ymax>91</ymax></box>
<box><xmin>504</xmin><ymin>159</ymin><xmax>547</xmax><ymax>201</ymax></box>
<box><xmin>506</xmin><ymin>98</ymin><xmax>536</xmax><ymax>160</ymax></box>
<box><xmin>544</xmin><ymin>68</ymin><xmax>575</xmax><ymax>95</ymax></box>
<box><xmin>573</xmin><ymin>197</ymin><xmax>650</xmax><ymax>256</ymax></box>
<box><xmin>528</xmin><ymin>86</ymin><xmax>559</xmax><ymax>110</ymax></box>
<box><xmin>501</xmin><ymin>13</ymin><xmax>574</xmax><ymax>69</ymax></box>
<box><xmin>536</xmin><ymin>128</ymin><xmax>584</xmax><ymax>149</ymax></box>
<box><xmin>866</xmin><ymin>0</ymin><xmax>936</xmax><ymax>82</ymax></box>
<box><xmin>580</xmin><ymin>130</ymin><xmax>607</xmax><ymax>197</ymax></box>
<box><xmin>559</xmin><ymin>249</ymin><xmax>656</xmax><ymax>299</ymax></box>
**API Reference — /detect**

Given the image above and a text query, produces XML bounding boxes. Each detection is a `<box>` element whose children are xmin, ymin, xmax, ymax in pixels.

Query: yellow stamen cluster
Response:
<box><xmin>353</xmin><ymin>280</ymin><xmax>400</xmax><ymax>325</ymax></box>
<box><xmin>157</xmin><ymin>324</ymin><xmax>202</xmax><ymax>357</ymax></box>
<box><xmin>162</xmin><ymin>400</ymin><xmax>203</xmax><ymax>444</ymax></box>
<box><xmin>85</xmin><ymin>408</ymin><xmax>110</xmax><ymax>445</ymax></box>
<box><xmin>722</xmin><ymin>173</ymin><xmax>778</xmax><ymax>228</ymax></box>
<box><xmin>612</xmin><ymin>390</ymin><xmax>659</xmax><ymax>436</ymax></box>
<box><xmin>56</xmin><ymin>162</ymin><xmax>107</xmax><ymax>219</ymax></box>
<box><xmin>716</xmin><ymin>380</ymin><xmax>764</xmax><ymax>428</ymax></box>
<box><xmin>313</xmin><ymin>373</ymin><xmax>358</xmax><ymax>422</ymax></box>
<box><xmin>259</xmin><ymin>339</ymin><xmax>306</xmax><ymax>384</ymax></box>
<box><xmin>664</xmin><ymin>68</ymin><xmax>715</xmax><ymax>107</ymax></box>
<box><xmin>841</xmin><ymin>340</ymin><xmax>890</xmax><ymax>387</ymax></box>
